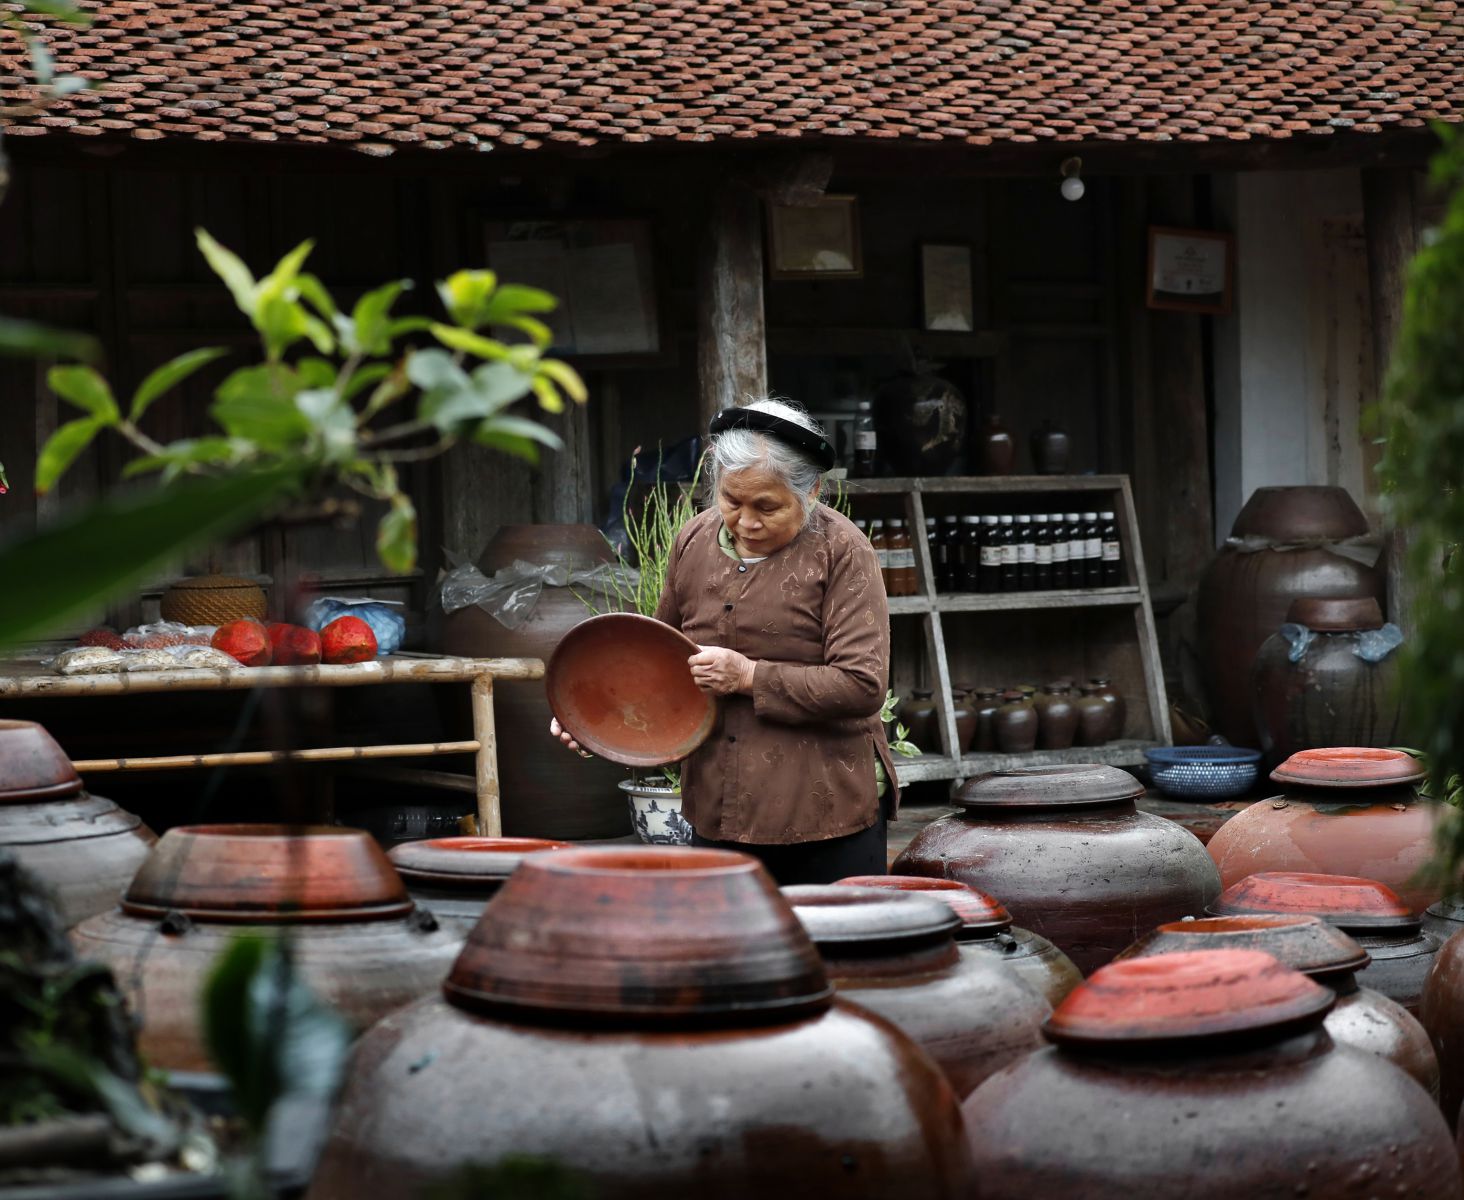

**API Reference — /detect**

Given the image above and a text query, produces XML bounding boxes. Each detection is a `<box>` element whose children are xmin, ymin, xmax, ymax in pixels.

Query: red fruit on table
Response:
<box><xmin>77</xmin><ymin>628</ymin><xmax>126</xmax><ymax>650</ymax></box>
<box><xmin>267</xmin><ymin>622</ymin><xmax>322</xmax><ymax>666</ymax></box>
<box><xmin>211</xmin><ymin>619</ymin><xmax>272</xmax><ymax>667</ymax></box>
<box><xmin>320</xmin><ymin>615</ymin><xmax>378</xmax><ymax>664</ymax></box>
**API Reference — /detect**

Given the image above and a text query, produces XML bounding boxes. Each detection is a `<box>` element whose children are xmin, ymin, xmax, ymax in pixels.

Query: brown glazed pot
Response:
<box><xmin>1073</xmin><ymin>686</ymin><xmax>1113</xmax><ymax>746</ymax></box>
<box><xmin>1118</xmin><ymin>914</ymin><xmax>1439</xmax><ymax>1098</ymax></box>
<box><xmin>836</xmin><ymin>875</ymin><xmax>1083</xmax><ymax>1006</ymax></box>
<box><xmin>387</xmin><ymin>836</ymin><xmax>570</xmax><ymax>934</ymax></box>
<box><xmin>0</xmin><ymin>720</ymin><xmax>156</xmax><ymax>928</ymax></box>
<box><xmin>962</xmin><ymin>950</ymin><xmax>1461</xmax><ymax>1199</ymax></box>
<box><xmin>993</xmin><ymin>691</ymin><xmax>1038</xmax><ymax>754</ymax></box>
<box><xmin>1206</xmin><ymin>747</ymin><xmax>1443</xmax><ymax>914</ymax></box>
<box><xmin>971</xmin><ymin>688</ymin><xmax>1000</xmax><ymax>753</ymax></box>
<box><xmin>439</xmin><ymin>524</ymin><xmax>631</xmax><ymax>839</ymax></box>
<box><xmin>70</xmin><ymin>825</ymin><xmax>462</xmax><ymax>1070</ymax></box>
<box><xmin>1208</xmin><ymin>871</ymin><xmax>1442</xmax><ymax>1015</ymax></box>
<box><xmin>308</xmin><ymin>848</ymin><xmax>974</xmax><ymax>1200</ymax></box>
<box><xmin>1196</xmin><ymin>485</ymin><xmax>1384</xmax><ymax>748</ymax></box>
<box><xmin>893</xmin><ymin>765</ymin><xmax>1222</xmax><ymax>974</ymax></box>
<box><xmin>1029</xmin><ymin>421</ymin><xmax>1071</xmax><ymax>476</ymax></box>
<box><xmin>1252</xmin><ymin>596</ymin><xmax>1402</xmax><ymax>765</ymax></box>
<box><xmin>950</xmin><ymin>689</ymin><xmax>978</xmax><ymax>753</ymax></box>
<box><xmin>1086</xmin><ymin>677</ymin><xmax>1126</xmax><ymax>740</ymax></box>
<box><xmin>1422</xmin><ymin>929</ymin><xmax>1464</xmax><ymax>1129</ymax></box>
<box><xmin>977</xmin><ymin>414</ymin><xmax>1016</xmax><ymax>476</ymax></box>
<box><xmin>1033</xmin><ymin>684</ymin><xmax>1077</xmax><ymax>751</ymax></box>
<box><xmin>898</xmin><ymin>689</ymin><xmax>939</xmax><ymax>752</ymax></box>
<box><xmin>785</xmin><ymin>885</ymin><xmax>1049</xmax><ymax>1099</ymax></box>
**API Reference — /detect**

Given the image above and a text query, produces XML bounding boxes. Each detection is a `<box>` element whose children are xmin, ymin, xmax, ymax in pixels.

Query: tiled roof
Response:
<box><xmin>2</xmin><ymin>1</ymin><xmax>1460</xmax><ymax>155</ymax></box>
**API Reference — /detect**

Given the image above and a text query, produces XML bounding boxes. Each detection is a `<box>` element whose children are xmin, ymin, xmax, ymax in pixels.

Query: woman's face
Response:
<box><xmin>717</xmin><ymin>467</ymin><xmax>814</xmax><ymax>557</ymax></box>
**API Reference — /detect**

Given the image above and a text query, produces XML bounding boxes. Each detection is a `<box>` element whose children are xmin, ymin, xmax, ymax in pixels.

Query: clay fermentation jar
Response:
<box><xmin>1086</xmin><ymin>677</ymin><xmax>1125</xmax><ymax>739</ymax></box>
<box><xmin>439</xmin><ymin>524</ymin><xmax>631</xmax><ymax>839</ymax></box>
<box><xmin>873</xmin><ymin>365</ymin><xmax>968</xmax><ymax>476</ymax></box>
<box><xmin>977</xmin><ymin>414</ymin><xmax>1016</xmax><ymax>475</ymax></box>
<box><xmin>1029</xmin><ymin>421</ymin><xmax>1071</xmax><ymax>475</ymax></box>
<box><xmin>898</xmin><ymin>689</ymin><xmax>939</xmax><ymax>751</ymax></box>
<box><xmin>962</xmin><ymin>950</ymin><xmax>1461</xmax><ymax>1199</ymax></box>
<box><xmin>1209</xmin><ymin>871</ymin><xmax>1441</xmax><ymax>1015</ymax></box>
<box><xmin>785</xmin><ymin>884</ymin><xmax>1049</xmax><ymax>1098</ymax></box>
<box><xmin>1118</xmin><ymin>914</ymin><xmax>1439</xmax><ymax>1098</ymax></box>
<box><xmin>993</xmin><ymin>691</ymin><xmax>1038</xmax><ymax>754</ymax></box>
<box><xmin>1196</xmin><ymin>485</ymin><xmax>1384</xmax><ymax>747</ymax></box>
<box><xmin>893</xmin><ymin>765</ymin><xmax>1222</xmax><ymax>974</ymax></box>
<box><xmin>836</xmin><ymin>875</ymin><xmax>1083</xmax><ymax>1006</ymax></box>
<box><xmin>1252</xmin><ymin>596</ymin><xmax>1402</xmax><ymax>765</ymax></box>
<box><xmin>387</xmin><ymin>836</ymin><xmax>569</xmax><ymax>934</ymax></box>
<box><xmin>308</xmin><ymin>848</ymin><xmax>974</xmax><ymax>1200</ymax></box>
<box><xmin>70</xmin><ymin>825</ymin><xmax>462</xmax><ymax>1070</ymax></box>
<box><xmin>1421</xmin><ymin>929</ymin><xmax>1464</xmax><ymax>1128</ymax></box>
<box><xmin>971</xmin><ymin>687</ymin><xmax>999</xmax><ymax>752</ymax></box>
<box><xmin>1033</xmin><ymin>683</ymin><xmax>1077</xmax><ymax>751</ymax></box>
<box><xmin>0</xmin><ymin>720</ymin><xmax>155</xmax><ymax>927</ymax></box>
<box><xmin>1206</xmin><ymin>747</ymin><xmax>1443</xmax><ymax>913</ymax></box>
<box><xmin>1426</xmin><ymin>895</ymin><xmax>1464</xmax><ymax>944</ymax></box>
<box><xmin>950</xmin><ymin>687</ymin><xmax>978</xmax><ymax>753</ymax></box>
<box><xmin>1073</xmin><ymin>685</ymin><xmax>1113</xmax><ymax>746</ymax></box>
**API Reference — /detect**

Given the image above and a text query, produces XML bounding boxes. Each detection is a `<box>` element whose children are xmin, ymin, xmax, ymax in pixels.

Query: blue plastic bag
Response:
<box><xmin>303</xmin><ymin>598</ymin><xmax>405</xmax><ymax>656</ymax></box>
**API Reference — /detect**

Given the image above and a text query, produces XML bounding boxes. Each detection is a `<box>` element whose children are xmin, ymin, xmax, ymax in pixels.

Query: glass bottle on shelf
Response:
<box><xmin>924</xmin><ymin>516</ymin><xmax>940</xmax><ymax>590</ymax></box>
<box><xmin>1064</xmin><ymin>512</ymin><xmax>1084</xmax><ymax>589</ymax></box>
<box><xmin>1100</xmin><ymin>511</ymin><xmax>1122</xmax><ymax>586</ymax></box>
<box><xmin>938</xmin><ymin>515</ymin><xmax>960</xmax><ymax>591</ymax></box>
<box><xmin>1016</xmin><ymin>515</ymin><xmax>1035</xmax><ymax>591</ymax></box>
<box><xmin>1081</xmin><ymin>511</ymin><xmax>1102</xmax><ymax>588</ymax></box>
<box><xmin>1050</xmin><ymin>513</ymin><xmax>1070</xmax><ymax>589</ymax></box>
<box><xmin>959</xmin><ymin>515</ymin><xmax>983</xmax><ymax>592</ymax></box>
<box><xmin>869</xmin><ymin>519</ymin><xmax>890</xmax><ymax>593</ymax></box>
<box><xmin>886</xmin><ymin>518</ymin><xmax>917</xmax><ymax>597</ymax></box>
<box><xmin>998</xmin><ymin>515</ymin><xmax>1019</xmax><ymax>591</ymax></box>
<box><xmin>852</xmin><ymin>400</ymin><xmax>878</xmax><ymax>477</ymax></box>
<box><xmin>977</xmin><ymin>515</ymin><xmax>1001</xmax><ymax>592</ymax></box>
<box><xmin>1032</xmin><ymin>514</ymin><xmax>1053</xmax><ymax>590</ymax></box>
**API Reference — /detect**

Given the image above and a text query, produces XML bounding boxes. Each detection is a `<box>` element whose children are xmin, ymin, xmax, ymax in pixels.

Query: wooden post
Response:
<box><xmin>1362</xmin><ymin>168</ymin><xmax>1420</xmax><ymax>630</ymax></box>
<box><xmin>696</xmin><ymin>186</ymin><xmax>768</xmax><ymax>430</ymax></box>
<box><xmin>471</xmin><ymin>673</ymin><xmax>503</xmax><ymax>836</ymax></box>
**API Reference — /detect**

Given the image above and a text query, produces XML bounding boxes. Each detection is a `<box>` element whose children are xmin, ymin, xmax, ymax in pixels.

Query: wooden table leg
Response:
<box><xmin>471</xmin><ymin>674</ymin><xmax>502</xmax><ymax>837</ymax></box>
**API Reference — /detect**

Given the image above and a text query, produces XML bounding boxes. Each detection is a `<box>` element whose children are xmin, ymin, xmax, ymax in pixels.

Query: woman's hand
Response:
<box><xmin>549</xmin><ymin>717</ymin><xmax>592</xmax><ymax>757</ymax></box>
<box><xmin>689</xmin><ymin>645</ymin><xmax>756</xmax><ymax>696</ymax></box>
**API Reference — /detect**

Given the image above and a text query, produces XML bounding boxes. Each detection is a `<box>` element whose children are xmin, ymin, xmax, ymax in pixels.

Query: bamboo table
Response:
<box><xmin>0</xmin><ymin>654</ymin><xmax>544</xmax><ymax>836</ymax></box>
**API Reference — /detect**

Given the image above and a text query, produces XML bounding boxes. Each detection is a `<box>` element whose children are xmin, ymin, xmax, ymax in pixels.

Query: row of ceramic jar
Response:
<box><xmin>898</xmin><ymin>677</ymin><xmax>1126</xmax><ymax>754</ymax></box>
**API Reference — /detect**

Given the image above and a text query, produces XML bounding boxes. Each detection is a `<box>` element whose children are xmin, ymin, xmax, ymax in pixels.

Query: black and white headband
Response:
<box><xmin>707</xmin><ymin>406</ymin><xmax>837</xmax><ymax>472</ymax></box>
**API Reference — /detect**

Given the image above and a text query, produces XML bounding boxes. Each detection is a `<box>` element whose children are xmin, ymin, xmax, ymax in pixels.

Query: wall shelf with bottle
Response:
<box><xmin>846</xmin><ymin>474</ymin><xmax>1171</xmax><ymax>786</ymax></box>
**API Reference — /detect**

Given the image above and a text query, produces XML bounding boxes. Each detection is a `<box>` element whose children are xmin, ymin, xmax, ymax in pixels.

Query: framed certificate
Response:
<box><xmin>920</xmin><ymin>243</ymin><xmax>976</xmax><ymax>332</ymax></box>
<box><xmin>1146</xmin><ymin>226</ymin><xmax>1234</xmax><ymax>315</ymax></box>
<box><xmin>766</xmin><ymin>195</ymin><xmax>863</xmax><ymax>280</ymax></box>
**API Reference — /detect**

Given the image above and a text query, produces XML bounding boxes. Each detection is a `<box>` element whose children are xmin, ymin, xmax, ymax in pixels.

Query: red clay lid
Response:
<box><xmin>445</xmin><ymin>847</ymin><xmax>831</xmax><ymax>1021</ymax></box>
<box><xmin>1208</xmin><ymin>872</ymin><xmax>1420</xmax><ymax>932</ymax></box>
<box><xmin>783</xmin><ymin>885</ymin><xmax>962</xmax><ymax>948</ymax></box>
<box><xmin>0</xmin><ymin>720</ymin><xmax>83</xmax><ymax>802</ymax></box>
<box><xmin>1270</xmin><ymin>747</ymin><xmax>1425</xmax><ymax>789</ymax></box>
<box><xmin>956</xmin><ymin>764</ymin><xmax>1144</xmax><ymax>810</ymax></box>
<box><xmin>122</xmin><ymin>825</ymin><xmax>413</xmax><ymax>922</ymax></box>
<box><xmin>1117</xmin><ymin>915</ymin><xmax>1370</xmax><ymax>979</ymax></box>
<box><xmin>1046</xmin><ymin>949</ymin><xmax>1333</xmax><ymax>1045</ymax></box>
<box><xmin>388</xmin><ymin>836</ymin><xmax>569</xmax><ymax>890</ymax></box>
<box><xmin>1284</xmin><ymin>597</ymin><xmax>1385</xmax><ymax>632</ymax></box>
<box><xmin>835</xmin><ymin>875</ymin><xmax>1013</xmax><ymax>936</ymax></box>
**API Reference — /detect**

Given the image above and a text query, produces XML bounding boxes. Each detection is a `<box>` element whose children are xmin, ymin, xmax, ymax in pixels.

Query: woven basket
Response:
<box><xmin>160</xmin><ymin>575</ymin><xmax>267</xmax><ymax>627</ymax></box>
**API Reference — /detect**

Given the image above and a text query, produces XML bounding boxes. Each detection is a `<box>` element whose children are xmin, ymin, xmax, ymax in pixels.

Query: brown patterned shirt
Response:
<box><xmin>654</xmin><ymin>503</ymin><xmax>898</xmax><ymax>844</ymax></box>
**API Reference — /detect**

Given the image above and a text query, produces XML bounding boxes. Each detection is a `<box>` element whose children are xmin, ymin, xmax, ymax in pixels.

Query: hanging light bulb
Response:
<box><xmin>1060</xmin><ymin>156</ymin><xmax>1085</xmax><ymax>202</ymax></box>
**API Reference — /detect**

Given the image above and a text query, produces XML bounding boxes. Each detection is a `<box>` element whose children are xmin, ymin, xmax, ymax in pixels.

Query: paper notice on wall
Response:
<box><xmin>487</xmin><ymin>238</ymin><xmax>575</xmax><ymax>347</ymax></box>
<box><xmin>568</xmin><ymin>241</ymin><xmax>655</xmax><ymax>354</ymax></box>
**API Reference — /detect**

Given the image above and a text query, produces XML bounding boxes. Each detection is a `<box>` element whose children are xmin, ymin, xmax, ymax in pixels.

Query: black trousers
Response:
<box><xmin>691</xmin><ymin>819</ymin><xmax>888</xmax><ymax>886</ymax></box>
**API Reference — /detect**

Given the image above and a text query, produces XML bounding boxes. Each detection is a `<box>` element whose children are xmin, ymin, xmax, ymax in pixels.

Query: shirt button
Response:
<box><xmin>728</xmin><ymin>735</ymin><xmax>737</xmax><ymax>743</ymax></box>
<box><xmin>737</xmin><ymin>565</ymin><xmax>747</xmax><ymax>573</ymax></box>
<box><xmin>724</xmin><ymin>603</ymin><xmax>733</xmax><ymax>611</ymax></box>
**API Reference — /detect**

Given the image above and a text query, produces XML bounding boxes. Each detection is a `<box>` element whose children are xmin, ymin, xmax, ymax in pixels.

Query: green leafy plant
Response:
<box><xmin>880</xmin><ymin>689</ymin><xmax>922</xmax><ymax>759</ymax></box>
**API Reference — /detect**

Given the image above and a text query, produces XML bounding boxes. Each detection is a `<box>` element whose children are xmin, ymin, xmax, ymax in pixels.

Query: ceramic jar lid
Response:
<box><xmin>956</xmin><ymin>764</ymin><xmax>1145</xmax><ymax>810</ymax></box>
<box><xmin>1270</xmin><ymin>747</ymin><xmax>1425</xmax><ymax>790</ymax></box>
<box><xmin>1045</xmin><ymin>949</ymin><xmax>1333</xmax><ymax>1045</ymax></box>
<box><xmin>122</xmin><ymin>824</ymin><xmax>413</xmax><ymax>922</ymax></box>
<box><xmin>0</xmin><ymin>720</ymin><xmax>83</xmax><ymax>802</ymax></box>
<box><xmin>388</xmin><ymin>836</ymin><xmax>569</xmax><ymax>890</ymax></box>
<box><xmin>1284</xmin><ymin>597</ymin><xmax>1384</xmax><ymax>631</ymax></box>
<box><xmin>1208</xmin><ymin>872</ymin><xmax>1420</xmax><ymax>933</ymax></box>
<box><xmin>445</xmin><ymin>847</ymin><xmax>832</xmax><ymax>1021</ymax></box>
<box><xmin>1118</xmin><ymin>915</ymin><xmax>1370</xmax><ymax>979</ymax></box>
<box><xmin>834</xmin><ymin>875</ymin><xmax>1013</xmax><ymax>936</ymax></box>
<box><xmin>784</xmin><ymin>885</ymin><xmax>962</xmax><ymax>948</ymax></box>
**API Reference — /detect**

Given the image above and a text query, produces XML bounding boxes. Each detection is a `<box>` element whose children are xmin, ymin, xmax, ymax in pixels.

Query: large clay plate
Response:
<box><xmin>547</xmin><ymin>613</ymin><xmax>717</xmax><ymax>767</ymax></box>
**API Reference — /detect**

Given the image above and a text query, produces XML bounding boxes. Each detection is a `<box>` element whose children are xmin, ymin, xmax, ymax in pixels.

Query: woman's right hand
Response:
<box><xmin>549</xmin><ymin>717</ymin><xmax>591</xmax><ymax>757</ymax></box>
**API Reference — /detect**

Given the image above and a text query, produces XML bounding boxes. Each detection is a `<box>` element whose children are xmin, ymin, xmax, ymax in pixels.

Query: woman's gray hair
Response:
<box><xmin>707</xmin><ymin>398</ymin><xmax>828</xmax><ymax>519</ymax></box>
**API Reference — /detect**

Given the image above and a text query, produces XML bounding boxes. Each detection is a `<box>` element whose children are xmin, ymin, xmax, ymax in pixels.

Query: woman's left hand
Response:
<box><xmin>689</xmin><ymin>645</ymin><xmax>756</xmax><ymax>696</ymax></box>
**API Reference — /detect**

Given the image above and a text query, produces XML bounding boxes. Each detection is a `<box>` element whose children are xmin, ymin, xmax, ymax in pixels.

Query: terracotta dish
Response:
<box><xmin>547</xmin><ymin>612</ymin><xmax>717</xmax><ymax>766</ymax></box>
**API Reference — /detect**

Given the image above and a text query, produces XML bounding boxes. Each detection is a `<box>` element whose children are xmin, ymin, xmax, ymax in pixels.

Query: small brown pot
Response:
<box><xmin>1421</xmin><ymin>927</ymin><xmax>1464</xmax><ymax>1128</ymax></box>
<box><xmin>994</xmin><ymin>691</ymin><xmax>1038</xmax><ymax>754</ymax></box>
<box><xmin>898</xmin><ymin>689</ymin><xmax>940</xmax><ymax>751</ymax></box>
<box><xmin>972</xmin><ymin>688</ymin><xmax>1001</xmax><ymax>752</ymax></box>
<box><xmin>950</xmin><ymin>689</ymin><xmax>978</xmax><ymax>754</ymax></box>
<box><xmin>1086</xmin><ymin>677</ymin><xmax>1126</xmax><ymax>740</ymax></box>
<box><xmin>1074</xmin><ymin>686</ymin><xmax>1113</xmax><ymax>746</ymax></box>
<box><xmin>1033</xmin><ymin>683</ymin><xmax>1077</xmax><ymax>751</ymax></box>
<box><xmin>1029</xmin><ymin>422</ymin><xmax>1072</xmax><ymax>476</ymax></box>
<box><xmin>387</xmin><ymin>836</ymin><xmax>570</xmax><ymax>934</ymax></box>
<box><xmin>977</xmin><ymin>415</ymin><xmax>1016</xmax><ymax>476</ymax></box>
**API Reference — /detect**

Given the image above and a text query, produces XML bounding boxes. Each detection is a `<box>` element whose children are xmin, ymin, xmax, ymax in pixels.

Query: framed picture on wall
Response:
<box><xmin>483</xmin><ymin>217</ymin><xmax>661</xmax><ymax>361</ymax></box>
<box><xmin>766</xmin><ymin>195</ymin><xmax>863</xmax><ymax>280</ymax></box>
<box><xmin>920</xmin><ymin>243</ymin><xmax>975</xmax><ymax>332</ymax></box>
<box><xmin>1147</xmin><ymin>226</ymin><xmax>1234</xmax><ymax>315</ymax></box>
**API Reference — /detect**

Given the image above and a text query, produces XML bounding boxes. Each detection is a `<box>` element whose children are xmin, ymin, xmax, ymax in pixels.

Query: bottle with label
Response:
<box><xmin>978</xmin><ymin>515</ymin><xmax>1002</xmax><ymax>591</ymax></box>
<box><xmin>886</xmin><ymin>518</ymin><xmax>916</xmax><ymax>596</ymax></box>
<box><xmin>998</xmin><ymin>514</ymin><xmax>1019</xmax><ymax>591</ymax></box>
<box><xmin>957</xmin><ymin>515</ymin><xmax>982</xmax><ymax>591</ymax></box>
<box><xmin>1050</xmin><ymin>513</ymin><xmax>1070</xmax><ymax>589</ymax></box>
<box><xmin>924</xmin><ymin>516</ymin><xmax>940</xmax><ymax>590</ymax></box>
<box><xmin>1015</xmin><ymin>515</ymin><xmax>1035</xmax><ymax>591</ymax></box>
<box><xmin>938</xmin><ymin>515</ymin><xmax>960</xmax><ymax>591</ymax></box>
<box><xmin>852</xmin><ymin>400</ymin><xmax>878</xmax><ymax>477</ymax></box>
<box><xmin>1081</xmin><ymin>511</ymin><xmax>1102</xmax><ymax>588</ymax></box>
<box><xmin>1064</xmin><ymin>512</ymin><xmax>1084</xmax><ymax>589</ymax></box>
<box><xmin>1100</xmin><ymin>511</ymin><xmax>1122</xmax><ymax>586</ymax></box>
<box><xmin>1032</xmin><ymin>514</ymin><xmax>1053</xmax><ymax>590</ymax></box>
<box><xmin>869</xmin><ymin>519</ymin><xmax>890</xmax><ymax>593</ymax></box>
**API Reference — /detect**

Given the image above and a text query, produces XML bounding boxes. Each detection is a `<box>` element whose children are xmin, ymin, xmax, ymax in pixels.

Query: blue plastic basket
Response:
<box><xmin>1144</xmin><ymin>745</ymin><xmax>1261</xmax><ymax>799</ymax></box>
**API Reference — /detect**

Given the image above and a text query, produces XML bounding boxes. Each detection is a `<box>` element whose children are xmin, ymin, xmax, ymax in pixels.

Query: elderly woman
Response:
<box><xmin>557</xmin><ymin>398</ymin><xmax>898</xmax><ymax>884</ymax></box>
